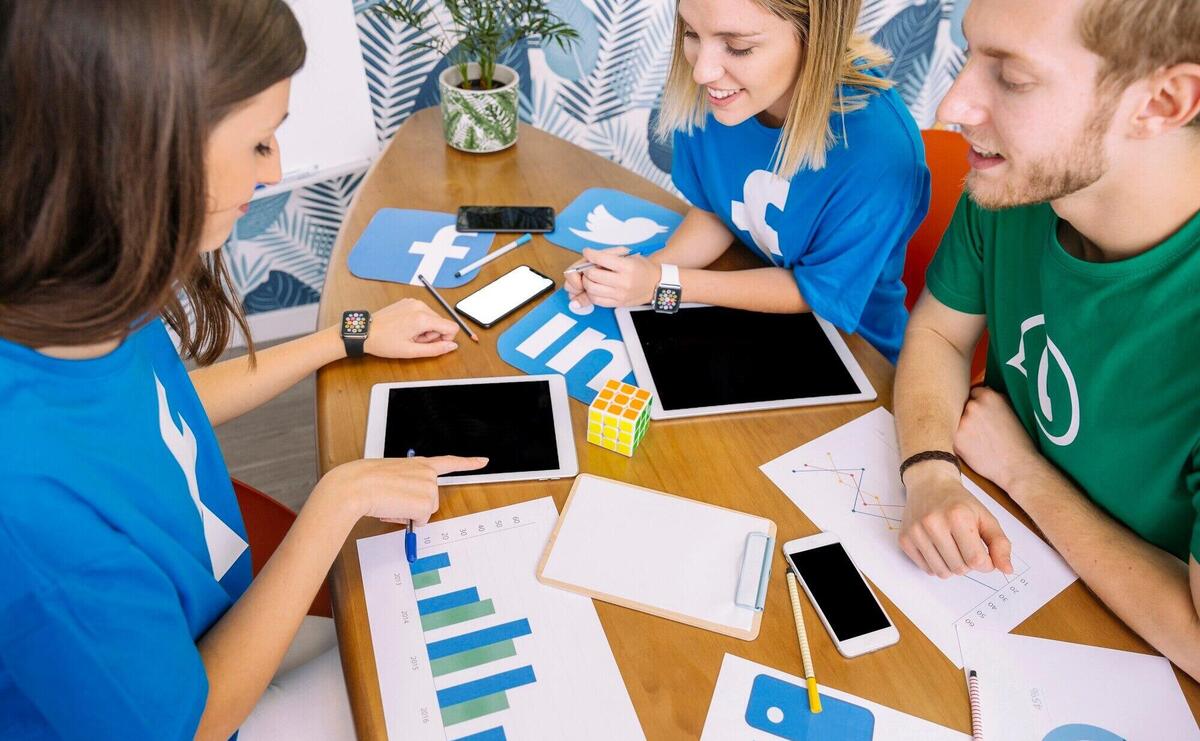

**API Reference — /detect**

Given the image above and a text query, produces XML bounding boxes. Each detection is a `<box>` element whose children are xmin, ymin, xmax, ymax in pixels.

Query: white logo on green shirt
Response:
<box><xmin>731</xmin><ymin>169</ymin><xmax>790</xmax><ymax>262</ymax></box>
<box><xmin>1006</xmin><ymin>314</ymin><xmax>1080</xmax><ymax>447</ymax></box>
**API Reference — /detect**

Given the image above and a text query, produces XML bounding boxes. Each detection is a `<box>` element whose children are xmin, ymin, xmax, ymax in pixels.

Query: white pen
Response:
<box><xmin>453</xmin><ymin>233</ymin><xmax>533</xmax><ymax>278</ymax></box>
<box><xmin>562</xmin><ymin>261</ymin><xmax>596</xmax><ymax>275</ymax></box>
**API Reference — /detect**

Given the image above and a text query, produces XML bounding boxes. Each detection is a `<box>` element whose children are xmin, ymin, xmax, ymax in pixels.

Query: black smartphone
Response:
<box><xmin>457</xmin><ymin>205</ymin><xmax>556</xmax><ymax>233</ymax></box>
<box><xmin>454</xmin><ymin>265</ymin><xmax>555</xmax><ymax>328</ymax></box>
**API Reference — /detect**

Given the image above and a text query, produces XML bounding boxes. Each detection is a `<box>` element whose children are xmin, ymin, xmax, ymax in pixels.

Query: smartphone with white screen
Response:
<box><xmin>783</xmin><ymin>532</ymin><xmax>899</xmax><ymax>658</ymax></box>
<box><xmin>455</xmin><ymin>265</ymin><xmax>555</xmax><ymax>328</ymax></box>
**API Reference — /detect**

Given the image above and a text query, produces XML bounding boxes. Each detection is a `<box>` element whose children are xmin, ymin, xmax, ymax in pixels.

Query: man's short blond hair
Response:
<box><xmin>1079</xmin><ymin>0</ymin><xmax>1200</xmax><ymax>127</ymax></box>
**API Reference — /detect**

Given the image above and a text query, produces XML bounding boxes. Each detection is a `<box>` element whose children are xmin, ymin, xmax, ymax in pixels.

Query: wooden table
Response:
<box><xmin>317</xmin><ymin>108</ymin><xmax>1200</xmax><ymax>739</ymax></box>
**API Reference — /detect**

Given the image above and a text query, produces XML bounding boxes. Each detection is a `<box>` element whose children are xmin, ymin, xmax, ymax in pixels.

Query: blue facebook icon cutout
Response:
<box><xmin>347</xmin><ymin>209</ymin><xmax>494</xmax><ymax>288</ymax></box>
<box><xmin>546</xmin><ymin>188</ymin><xmax>683</xmax><ymax>256</ymax></box>
<box><xmin>496</xmin><ymin>288</ymin><xmax>636</xmax><ymax>404</ymax></box>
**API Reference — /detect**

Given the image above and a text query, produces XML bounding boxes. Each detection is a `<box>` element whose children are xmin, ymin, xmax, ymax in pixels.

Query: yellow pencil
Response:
<box><xmin>786</xmin><ymin>571</ymin><xmax>822</xmax><ymax>713</ymax></box>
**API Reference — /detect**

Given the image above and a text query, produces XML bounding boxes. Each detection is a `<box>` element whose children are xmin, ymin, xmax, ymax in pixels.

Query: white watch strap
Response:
<box><xmin>659</xmin><ymin>263</ymin><xmax>680</xmax><ymax>287</ymax></box>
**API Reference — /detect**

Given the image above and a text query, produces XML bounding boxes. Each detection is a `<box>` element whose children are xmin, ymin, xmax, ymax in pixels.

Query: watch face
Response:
<box><xmin>342</xmin><ymin>311</ymin><xmax>369</xmax><ymax>337</ymax></box>
<box><xmin>654</xmin><ymin>286</ymin><xmax>681</xmax><ymax>313</ymax></box>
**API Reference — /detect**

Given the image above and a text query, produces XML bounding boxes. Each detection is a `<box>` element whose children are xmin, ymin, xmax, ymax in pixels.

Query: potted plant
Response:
<box><xmin>376</xmin><ymin>0</ymin><xmax>578</xmax><ymax>153</ymax></box>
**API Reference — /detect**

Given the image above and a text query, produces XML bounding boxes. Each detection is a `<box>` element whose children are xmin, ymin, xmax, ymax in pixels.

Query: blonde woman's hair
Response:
<box><xmin>655</xmin><ymin>0</ymin><xmax>892</xmax><ymax>177</ymax></box>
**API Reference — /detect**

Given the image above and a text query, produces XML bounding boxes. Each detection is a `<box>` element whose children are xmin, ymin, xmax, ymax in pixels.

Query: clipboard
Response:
<box><xmin>536</xmin><ymin>474</ymin><xmax>776</xmax><ymax>640</ymax></box>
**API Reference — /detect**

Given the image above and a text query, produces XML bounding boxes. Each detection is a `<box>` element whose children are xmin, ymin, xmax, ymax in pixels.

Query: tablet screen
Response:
<box><xmin>382</xmin><ymin>380</ymin><xmax>559</xmax><ymax>477</ymax></box>
<box><xmin>626</xmin><ymin>307</ymin><xmax>860</xmax><ymax>411</ymax></box>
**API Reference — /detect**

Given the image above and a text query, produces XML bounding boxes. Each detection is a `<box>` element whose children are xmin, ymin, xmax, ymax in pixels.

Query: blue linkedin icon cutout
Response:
<box><xmin>496</xmin><ymin>289</ymin><xmax>636</xmax><ymax>404</ymax></box>
<box><xmin>347</xmin><ymin>209</ymin><xmax>494</xmax><ymax>288</ymax></box>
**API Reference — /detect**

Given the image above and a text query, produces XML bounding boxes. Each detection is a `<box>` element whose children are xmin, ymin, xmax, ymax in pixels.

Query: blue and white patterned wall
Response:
<box><xmin>227</xmin><ymin>0</ymin><xmax>969</xmax><ymax>334</ymax></box>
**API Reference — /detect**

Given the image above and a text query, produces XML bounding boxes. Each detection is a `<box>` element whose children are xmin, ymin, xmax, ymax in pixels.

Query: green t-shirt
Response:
<box><xmin>927</xmin><ymin>196</ymin><xmax>1200</xmax><ymax>561</ymax></box>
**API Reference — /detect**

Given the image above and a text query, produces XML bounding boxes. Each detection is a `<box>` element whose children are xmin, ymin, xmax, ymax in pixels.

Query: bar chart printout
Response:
<box><xmin>357</xmin><ymin>497</ymin><xmax>644</xmax><ymax>741</ymax></box>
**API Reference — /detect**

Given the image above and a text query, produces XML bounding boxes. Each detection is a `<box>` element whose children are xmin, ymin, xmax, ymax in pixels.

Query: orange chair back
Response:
<box><xmin>904</xmin><ymin>129</ymin><xmax>971</xmax><ymax>309</ymax></box>
<box><xmin>232</xmin><ymin>478</ymin><xmax>333</xmax><ymax>618</ymax></box>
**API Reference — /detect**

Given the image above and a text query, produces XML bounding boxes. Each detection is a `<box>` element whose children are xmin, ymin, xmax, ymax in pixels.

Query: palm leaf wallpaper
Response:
<box><xmin>230</xmin><ymin>0</ymin><xmax>969</xmax><ymax>325</ymax></box>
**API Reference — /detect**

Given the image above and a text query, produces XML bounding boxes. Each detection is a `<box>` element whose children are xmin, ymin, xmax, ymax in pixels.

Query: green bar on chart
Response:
<box><xmin>441</xmin><ymin>691</ymin><xmax>509</xmax><ymax>726</ymax></box>
<box><xmin>421</xmin><ymin>599</ymin><xmax>496</xmax><ymax>631</ymax></box>
<box><xmin>412</xmin><ymin>570</ymin><xmax>441</xmax><ymax>589</ymax></box>
<box><xmin>430</xmin><ymin>640</ymin><xmax>517</xmax><ymax>678</ymax></box>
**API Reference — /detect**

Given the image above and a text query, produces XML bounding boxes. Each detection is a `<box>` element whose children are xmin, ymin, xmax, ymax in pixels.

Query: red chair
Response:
<box><xmin>233</xmin><ymin>478</ymin><xmax>333</xmax><ymax>618</ymax></box>
<box><xmin>905</xmin><ymin>129</ymin><xmax>988</xmax><ymax>382</ymax></box>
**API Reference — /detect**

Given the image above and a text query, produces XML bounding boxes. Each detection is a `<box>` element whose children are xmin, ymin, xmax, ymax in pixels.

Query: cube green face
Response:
<box><xmin>586</xmin><ymin>379</ymin><xmax>653</xmax><ymax>457</ymax></box>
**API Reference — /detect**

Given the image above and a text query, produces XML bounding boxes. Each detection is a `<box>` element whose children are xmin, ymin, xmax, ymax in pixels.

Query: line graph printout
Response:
<box><xmin>358</xmin><ymin>497</ymin><xmax>644</xmax><ymax>741</ymax></box>
<box><xmin>760</xmin><ymin>408</ymin><xmax>1076</xmax><ymax>667</ymax></box>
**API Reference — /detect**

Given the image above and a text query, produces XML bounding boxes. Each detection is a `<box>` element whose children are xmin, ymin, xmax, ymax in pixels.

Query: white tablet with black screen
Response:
<box><xmin>615</xmin><ymin>304</ymin><xmax>877</xmax><ymax>420</ymax></box>
<box><xmin>363</xmin><ymin>375</ymin><xmax>578</xmax><ymax>485</ymax></box>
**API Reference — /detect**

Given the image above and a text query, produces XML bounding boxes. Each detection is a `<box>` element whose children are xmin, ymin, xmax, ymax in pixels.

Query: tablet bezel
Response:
<box><xmin>615</xmin><ymin>303</ymin><xmax>877</xmax><ymax>420</ymax></box>
<box><xmin>363</xmin><ymin>374</ymin><xmax>579</xmax><ymax>485</ymax></box>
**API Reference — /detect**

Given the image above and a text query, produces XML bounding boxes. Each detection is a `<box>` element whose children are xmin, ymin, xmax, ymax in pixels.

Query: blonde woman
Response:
<box><xmin>565</xmin><ymin>0</ymin><xmax>930</xmax><ymax>362</ymax></box>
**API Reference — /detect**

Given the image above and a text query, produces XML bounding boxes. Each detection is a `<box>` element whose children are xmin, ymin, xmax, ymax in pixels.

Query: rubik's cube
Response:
<box><xmin>586</xmin><ymin>379</ymin><xmax>652</xmax><ymax>456</ymax></box>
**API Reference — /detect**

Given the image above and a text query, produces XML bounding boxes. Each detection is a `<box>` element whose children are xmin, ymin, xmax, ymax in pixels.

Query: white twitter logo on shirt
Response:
<box><xmin>568</xmin><ymin>204</ymin><xmax>669</xmax><ymax>246</ymax></box>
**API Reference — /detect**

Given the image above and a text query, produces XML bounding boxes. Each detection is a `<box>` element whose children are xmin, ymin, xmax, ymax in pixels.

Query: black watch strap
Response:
<box><xmin>343</xmin><ymin>334</ymin><xmax>365</xmax><ymax>358</ymax></box>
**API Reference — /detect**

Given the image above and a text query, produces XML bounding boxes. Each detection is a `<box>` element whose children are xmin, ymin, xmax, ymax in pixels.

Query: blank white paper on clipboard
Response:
<box><xmin>536</xmin><ymin>475</ymin><xmax>776</xmax><ymax>640</ymax></box>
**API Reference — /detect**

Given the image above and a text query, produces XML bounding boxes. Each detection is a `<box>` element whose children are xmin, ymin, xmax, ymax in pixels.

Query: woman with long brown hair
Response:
<box><xmin>0</xmin><ymin>2</ymin><xmax>483</xmax><ymax>738</ymax></box>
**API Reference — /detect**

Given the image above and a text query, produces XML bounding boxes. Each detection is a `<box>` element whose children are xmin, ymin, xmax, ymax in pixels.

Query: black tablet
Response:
<box><xmin>615</xmin><ymin>304</ymin><xmax>876</xmax><ymax>419</ymax></box>
<box><xmin>363</xmin><ymin>375</ymin><xmax>578</xmax><ymax>484</ymax></box>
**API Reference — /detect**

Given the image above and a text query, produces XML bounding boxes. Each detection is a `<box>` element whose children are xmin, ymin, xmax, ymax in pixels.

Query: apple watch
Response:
<box><xmin>340</xmin><ymin>310</ymin><xmax>370</xmax><ymax>357</ymax></box>
<box><xmin>652</xmin><ymin>263</ymin><xmax>681</xmax><ymax>314</ymax></box>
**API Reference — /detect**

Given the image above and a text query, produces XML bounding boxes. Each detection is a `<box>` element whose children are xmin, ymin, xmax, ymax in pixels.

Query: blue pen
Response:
<box><xmin>404</xmin><ymin>448</ymin><xmax>418</xmax><ymax>563</ymax></box>
<box><xmin>453</xmin><ymin>233</ymin><xmax>533</xmax><ymax>277</ymax></box>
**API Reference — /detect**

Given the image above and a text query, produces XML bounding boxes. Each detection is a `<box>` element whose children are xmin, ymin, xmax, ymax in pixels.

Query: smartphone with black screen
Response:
<box><xmin>783</xmin><ymin>532</ymin><xmax>900</xmax><ymax>657</ymax></box>
<box><xmin>457</xmin><ymin>205</ymin><xmax>556</xmax><ymax>233</ymax></box>
<box><xmin>455</xmin><ymin>265</ymin><xmax>555</xmax><ymax>328</ymax></box>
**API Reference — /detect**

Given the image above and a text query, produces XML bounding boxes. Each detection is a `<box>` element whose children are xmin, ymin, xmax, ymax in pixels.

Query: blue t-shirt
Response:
<box><xmin>671</xmin><ymin>77</ymin><xmax>930</xmax><ymax>362</ymax></box>
<box><xmin>0</xmin><ymin>320</ymin><xmax>251</xmax><ymax>740</ymax></box>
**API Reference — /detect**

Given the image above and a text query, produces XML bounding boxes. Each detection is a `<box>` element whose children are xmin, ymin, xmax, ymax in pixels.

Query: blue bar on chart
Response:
<box><xmin>453</xmin><ymin>727</ymin><xmax>507</xmax><ymax>741</ymax></box>
<box><xmin>427</xmin><ymin>619</ymin><xmax>533</xmax><ymax>660</ymax></box>
<box><xmin>418</xmin><ymin>588</ymin><xmax>481</xmax><ymax>616</ymax></box>
<box><xmin>410</xmin><ymin>552</ymin><xmax>451</xmax><ymax>575</ymax></box>
<box><xmin>438</xmin><ymin>665</ymin><xmax>538</xmax><ymax>708</ymax></box>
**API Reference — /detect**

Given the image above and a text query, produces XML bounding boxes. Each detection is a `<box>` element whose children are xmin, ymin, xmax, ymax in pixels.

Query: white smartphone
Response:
<box><xmin>782</xmin><ymin>532</ymin><xmax>899</xmax><ymax>658</ymax></box>
<box><xmin>455</xmin><ymin>264</ymin><xmax>554</xmax><ymax>328</ymax></box>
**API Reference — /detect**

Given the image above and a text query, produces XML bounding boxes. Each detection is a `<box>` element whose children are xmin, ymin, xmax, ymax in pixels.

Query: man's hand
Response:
<box><xmin>954</xmin><ymin>386</ymin><xmax>1041</xmax><ymax>496</ymax></box>
<box><xmin>898</xmin><ymin>462</ymin><xmax>1014</xmax><ymax>578</ymax></box>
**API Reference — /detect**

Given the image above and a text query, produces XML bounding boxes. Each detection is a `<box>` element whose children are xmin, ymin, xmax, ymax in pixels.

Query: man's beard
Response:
<box><xmin>967</xmin><ymin>94</ymin><xmax>1117</xmax><ymax>209</ymax></box>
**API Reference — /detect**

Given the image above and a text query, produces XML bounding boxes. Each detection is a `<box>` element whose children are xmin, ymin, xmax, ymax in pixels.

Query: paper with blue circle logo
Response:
<box><xmin>700</xmin><ymin>654</ymin><xmax>966</xmax><ymax>741</ymax></box>
<box><xmin>744</xmin><ymin>674</ymin><xmax>874</xmax><ymax>741</ymax></box>
<box><xmin>496</xmin><ymin>288</ymin><xmax>636</xmax><ymax>404</ymax></box>
<box><xmin>347</xmin><ymin>209</ymin><xmax>494</xmax><ymax>288</ymax></box>
<box><xmin>546</xmin><ymin>188</ymin><xmax>683</xmax><ymax>255</ymax></box>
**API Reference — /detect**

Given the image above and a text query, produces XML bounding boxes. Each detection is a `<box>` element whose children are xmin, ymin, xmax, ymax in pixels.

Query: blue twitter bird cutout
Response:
<box><xmin>347</xmin><ymin>209</ymin><xmax>494</xmax><ymax>288</ymax></box>
<box><xmin>547</xmin><ymin>188</ymin><xmax>684</xmax><ymax>255</ymax></box>
<box><xmin>496</xmin><ymin>288</ymin><xmax>636</xmax><ymax>404</ymax></box>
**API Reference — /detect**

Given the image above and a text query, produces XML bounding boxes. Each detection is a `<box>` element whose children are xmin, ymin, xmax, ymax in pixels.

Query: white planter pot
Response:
<box><xmin>438</xmin><ymin>62</ymin><xmax>519</xmax><ymax>153</ymax></box>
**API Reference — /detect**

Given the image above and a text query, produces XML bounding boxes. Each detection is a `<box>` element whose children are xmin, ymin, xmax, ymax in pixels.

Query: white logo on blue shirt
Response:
<box><xmin>155</xmin><ymin>373</ymin><xmax>248</xmax><ymax>580</ymax></box>
<box><xmin>731</xmin><ymin>169</ymin><xmax>791</xmax><ymax>263</ymax></box>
